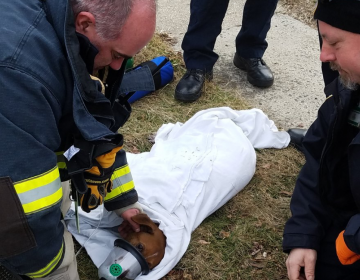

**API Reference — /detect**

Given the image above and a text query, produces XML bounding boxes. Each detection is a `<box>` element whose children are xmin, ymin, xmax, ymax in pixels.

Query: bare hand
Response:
<box><xmin>286</xmin><ymin>248</ymin><xmax>317</xmax><ymax>280</ymax></box>
<box><xmin>118</xmin><ymin>208</ymin><xmax>140</xmax><ymax>238</ymax></box>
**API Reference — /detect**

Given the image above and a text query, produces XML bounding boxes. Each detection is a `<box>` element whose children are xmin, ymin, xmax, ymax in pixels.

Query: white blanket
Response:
<box><xmin>65</xmin><ymin>107</ymin><xmax>290</xmax><ymax>280</ymax></box>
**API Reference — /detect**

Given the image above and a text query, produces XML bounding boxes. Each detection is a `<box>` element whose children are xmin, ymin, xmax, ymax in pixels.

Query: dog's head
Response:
<box><xmin>124</xmin><ymin>213</ymin><xmax>166</xmax><ymax>269</ymax></box>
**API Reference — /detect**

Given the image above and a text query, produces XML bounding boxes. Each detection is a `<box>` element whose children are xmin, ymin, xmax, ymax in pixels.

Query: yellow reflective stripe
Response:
<box><xmin>56</xmin><ymin>152</ymin><xmax>67</xmax><ymax>170</ymax></box>
<box><xmin>14</xmin><ymin>167</ymin><xmax>59</xmax><ymax>194</ymax></box>
<box><xmin>26</xmin><ymin>242</ymin><xmax>64</xmax><ymax>278</ymax></box>
<box><xmin>112</xmin><ymin>165</ymin><xmax>131</xmax><ymax>178</ymax></box>
<box><xmin>105</xmin><ymin>166</ymin><xmax>135</xmax><ymax>201</ymax></box>
<box><xmin>57</xmin><ymin>162</ymin><xmax>67</xmax><ymax>169</ymax></box>
<box><xmin>22</xmin><ymin>187</ymin><xmax>62</xmax><ymax>214</ymax></box>
<box><xmin>105</xmin><ymin>181</ymin><xmax>135</xmax><ymax>201</ymax></box>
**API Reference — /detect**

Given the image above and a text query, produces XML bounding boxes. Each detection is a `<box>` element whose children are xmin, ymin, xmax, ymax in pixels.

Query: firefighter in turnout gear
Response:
<box><xmin>0</xmin><ymin>0</ymin><xmax>156</xmax><ymax>279</ymax></box>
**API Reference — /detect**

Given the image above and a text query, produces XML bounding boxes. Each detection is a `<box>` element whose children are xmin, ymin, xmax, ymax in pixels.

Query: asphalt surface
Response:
<box><xmin>156</xmin><ymin>0</ymin><xmax>325</xmax><ymax>130</ymax></box>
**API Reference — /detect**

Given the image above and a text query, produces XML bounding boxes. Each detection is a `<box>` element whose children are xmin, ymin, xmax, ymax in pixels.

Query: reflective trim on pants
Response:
<box><xmin>26</xmin><ymin>242</ymin><xmax>64</xmax><ymax>278</ymax></box>
<box><xmin>34</xmin><ymin>230</ymin><xmax>79</xmax><ymax>280</ymax></box>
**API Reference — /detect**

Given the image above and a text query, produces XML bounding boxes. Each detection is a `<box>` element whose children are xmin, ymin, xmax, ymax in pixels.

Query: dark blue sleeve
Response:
<box><xmin>283</xmin><ymin>96</ymin><xmax>335</xmax><ymax>252</ymax></box>
<box><xmin>344</xmin><ymin>214</ymin><xmax>360</xmax><ymax>254</ymax></box>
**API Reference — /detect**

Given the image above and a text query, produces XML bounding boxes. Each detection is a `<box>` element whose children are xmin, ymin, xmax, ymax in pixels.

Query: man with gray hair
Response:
<box><xmin>0</xmin><ymin>0</ymin><xmax>156</xmax><ymax>279</ymax></box>
<box><xmin>283</xmin><ymin>1</ymin><xmax>360</xmax><ymax>279</ymax></box>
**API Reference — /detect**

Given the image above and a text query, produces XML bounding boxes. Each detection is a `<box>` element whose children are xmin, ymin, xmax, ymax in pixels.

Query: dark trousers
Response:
<box><xmin>181</xmin><ymin>0</ymin><xmax>278</xmax><ymax>72</ymax></box>
<box><xmin>314</xmin><ymin>226</ymin><xmax>360</xmax><ymax>280</ymax></box>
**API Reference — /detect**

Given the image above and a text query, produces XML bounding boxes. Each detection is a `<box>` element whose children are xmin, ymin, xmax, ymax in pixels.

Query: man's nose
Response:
<box><xmin>320</xmin><ymin>44</ymin><xmax>336</xmax><ymax>63</ymax></box>
<box><xmin>109</xmin><ymin>58</ymin><xmax>124</xmax><ymax>71</ymax></box>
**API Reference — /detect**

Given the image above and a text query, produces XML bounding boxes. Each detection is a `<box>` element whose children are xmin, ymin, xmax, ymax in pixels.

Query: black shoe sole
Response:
<box><xmin>234</xmin><ymin>56</ymin><xmax>274</xmax><ymax>88</ymax></box>
<box><xmin>247</xmin><ymin>75</ymin><xmax>274</xmax><ymax>88</ymax></box>
<box><xmin>174</xmin><ymin>90</ymin><xmax>202</xmax><ymax>102</ymax></box>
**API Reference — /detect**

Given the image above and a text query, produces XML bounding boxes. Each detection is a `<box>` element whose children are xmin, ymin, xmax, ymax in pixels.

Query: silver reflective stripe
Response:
<box><xmin>17</xmin><ymin>178</ymin><xmax>61</xmax><ymax>205</ymax></box>
<box><xmin>112</xmin><ymin>173</ymin><xmax>133</xmax><ymax>189</ymax></box>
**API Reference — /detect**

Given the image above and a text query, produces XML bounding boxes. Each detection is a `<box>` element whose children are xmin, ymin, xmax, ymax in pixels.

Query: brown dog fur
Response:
<box><xmin>124</xmin><ymin>213</ymin><xmax>166</xmax><ymax>269</ymax></box>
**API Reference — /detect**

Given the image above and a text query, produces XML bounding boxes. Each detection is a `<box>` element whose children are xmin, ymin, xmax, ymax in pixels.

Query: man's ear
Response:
<box><xmin>75</xmin><ymin>11</ymin><xmax>96</xmax><ymax>36</ymax></box>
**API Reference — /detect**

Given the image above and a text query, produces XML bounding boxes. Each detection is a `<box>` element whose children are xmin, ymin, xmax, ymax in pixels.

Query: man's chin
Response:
<box><xmin>339</xmin><ymin>75</ymin><xmax>359</xmax><ymax>91</ymax></box>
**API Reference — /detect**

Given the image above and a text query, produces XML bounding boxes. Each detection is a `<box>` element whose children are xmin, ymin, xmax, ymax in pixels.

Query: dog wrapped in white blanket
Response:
<box><xmin>65</xmin><ymin>107</ymin><xmax>290</xmax><ymax>279</ymax></box>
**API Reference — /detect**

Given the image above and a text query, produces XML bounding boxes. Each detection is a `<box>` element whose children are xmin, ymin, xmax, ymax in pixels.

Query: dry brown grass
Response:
<box><xmin>279</xmin><ymin>0</ymin><xmax>317</xmax><ymax>28</ymax></box>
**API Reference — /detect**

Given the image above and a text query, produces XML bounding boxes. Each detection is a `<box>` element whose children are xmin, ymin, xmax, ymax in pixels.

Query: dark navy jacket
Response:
<box><xmin>283</xmin><ymin>78</ymin><xmax>360</xmax><ymax>255</ymax></box>
<box><xmin>0</xmin><ymin>0</ymin><xmax>139</xmax><ymax>276</ymax></box>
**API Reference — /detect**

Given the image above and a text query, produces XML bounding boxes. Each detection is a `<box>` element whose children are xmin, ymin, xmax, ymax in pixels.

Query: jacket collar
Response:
<box><xmin>76</xmin><ymin>32</ymin><xmax>98</xmax><ymax>74</ymax></box>
<box><xmin>324</xmin><ymin>78</ymin><xmax>353</xmax><ymax>107</ymax></box>
<box><xmin>44</xmin><ymin>0</ymin><xmax>120</xmax><ymax>141</ymax></box>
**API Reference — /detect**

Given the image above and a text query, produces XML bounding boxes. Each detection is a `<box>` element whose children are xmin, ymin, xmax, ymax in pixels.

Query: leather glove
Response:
<box><xmin>336</xmin><ymin>230</ymin><xmax>360</xmax><ymax>265</ymax></box>
<box><xmin>78</xmin><ymin>146</ymin><xmax>122</xmax><ymax>212</ymax></box>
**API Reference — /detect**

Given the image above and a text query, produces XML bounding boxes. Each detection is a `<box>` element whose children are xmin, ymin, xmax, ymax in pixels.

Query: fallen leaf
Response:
<box><xmin>219</xmin><ymin>230</ymin><xmax>230</xmax><ymax>239</ymax></box>
<box><xmin>198</xmin><ymin>240</ymin><xmax>211</xmax><ymax>245</ymax></box>
<box><xmin>280</xmin><ymin>191</ymin><xmax>293</xmax><ymax>197</ymax></box>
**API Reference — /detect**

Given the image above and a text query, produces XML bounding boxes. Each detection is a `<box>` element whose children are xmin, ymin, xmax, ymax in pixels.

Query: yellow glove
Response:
<box><xmin>79</xmin><ymin>146</ymin><xmax>122</xmax><ymax>212</ymax></box>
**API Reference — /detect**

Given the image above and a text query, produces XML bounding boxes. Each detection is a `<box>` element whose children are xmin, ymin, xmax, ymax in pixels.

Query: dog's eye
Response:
<box><xmin>136</xmin><ymin>243</ymin><xmax>144</xmax><ymax>252</ymax></box>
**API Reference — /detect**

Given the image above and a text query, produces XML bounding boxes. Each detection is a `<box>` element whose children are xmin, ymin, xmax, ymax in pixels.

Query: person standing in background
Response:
<box><xmin>174</xmin><ymin>0</ymin><xmax>278</xmax><ymax>102</ymax></box>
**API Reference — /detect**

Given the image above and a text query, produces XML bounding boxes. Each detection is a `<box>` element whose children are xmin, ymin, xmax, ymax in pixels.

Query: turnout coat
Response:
<box><xmin>283</xmin><ymin>78</ymin><xmax>360</xmax><ymax>255</ymax></box>
<box><xmin>0</xmin><ymin>0</ymin><xmax>138</xmax><ymax>277</ymax></box>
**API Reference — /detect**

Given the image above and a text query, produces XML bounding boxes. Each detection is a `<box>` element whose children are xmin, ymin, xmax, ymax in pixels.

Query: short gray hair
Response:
<box><xmin>70</xmin><ymin>0</ymin><xmax>155</xmax><ymax>40</ymax></box>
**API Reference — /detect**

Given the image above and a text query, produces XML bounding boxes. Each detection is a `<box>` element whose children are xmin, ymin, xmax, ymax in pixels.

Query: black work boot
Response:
<box><xmin>287</xmin><ymin>128</ymin><xmax>307</xmax><ymax>152</ymax></box>
<box><xmin>175</xmin><ymin>69</ymin><xmax>213</xmax><ymax>102</ymax></box>
<box><xmin>233</xmin><ymin>53</ymin><xmax>274</xmax><ymax>88</ymax></box>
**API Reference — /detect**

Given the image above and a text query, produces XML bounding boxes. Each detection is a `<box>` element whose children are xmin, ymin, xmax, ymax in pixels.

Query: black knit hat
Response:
<box><xmin>314</xmin><ymin>0</ymin><xmax>360</xmax><ymax>34</ymax></box>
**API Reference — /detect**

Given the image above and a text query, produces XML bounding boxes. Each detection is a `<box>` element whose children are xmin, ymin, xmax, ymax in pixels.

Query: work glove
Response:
<box><xmin>336</xmin><ymin>230</ymin><xmax>360</xmax><ymax>265</ymax></box>
<box><xmin>78</xmin><ymin>146</ymin><xmax>122</xmax><ymax>212</ymax></box>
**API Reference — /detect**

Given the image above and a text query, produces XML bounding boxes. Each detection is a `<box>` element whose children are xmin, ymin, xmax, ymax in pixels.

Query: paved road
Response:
<box><xmin>156</xmin><ymin>0</ymin><xmax>325</xmax><ymax>130</ymax></box>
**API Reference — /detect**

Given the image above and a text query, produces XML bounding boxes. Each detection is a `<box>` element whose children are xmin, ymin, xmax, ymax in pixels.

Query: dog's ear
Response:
<box><xmin>131</xmin><ymin>213</ymin><xmax>156</xmax><ymax>234</ymax></box>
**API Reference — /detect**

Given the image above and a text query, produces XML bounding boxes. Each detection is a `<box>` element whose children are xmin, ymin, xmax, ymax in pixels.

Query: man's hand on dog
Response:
<box><xmin>118</xmin><ymin>208</ymin><xmax>141</xmax><ymax>238</ymax></box>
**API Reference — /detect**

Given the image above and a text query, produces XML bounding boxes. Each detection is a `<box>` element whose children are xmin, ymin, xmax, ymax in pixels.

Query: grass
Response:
<box><xmin>76</xmin><ymin>2</ymin><xmax>316</xmax><ymax>278</ymax></box>
<box><xmin>279</xmin><ymin>0</ymin><xmax>317</xmax><ymax>27</ymax></box>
